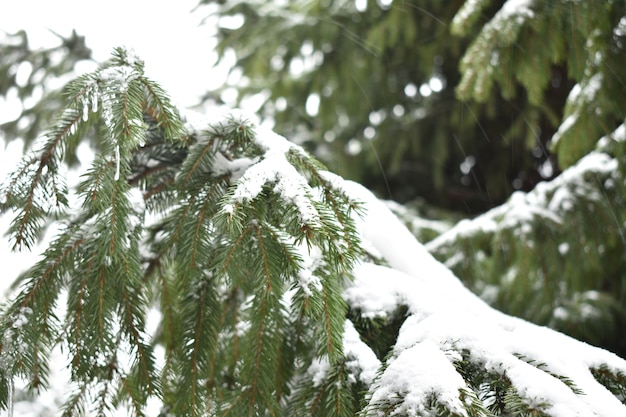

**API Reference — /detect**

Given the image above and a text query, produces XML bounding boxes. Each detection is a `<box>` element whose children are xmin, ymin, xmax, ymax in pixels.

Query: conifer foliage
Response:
<box><xmin>0</xmin><ymin>47</ymin><xmax>363</xmax><ymax>416</ymax></box>
<box><xmin>204</xmin><ymin>0</ymin><xmax>626</xmax><ymax>363</ymax></box>
<box><xmin>2</xmin><ymin>47</ymin><xmax>626</xmax><ymax>417</ymax></box>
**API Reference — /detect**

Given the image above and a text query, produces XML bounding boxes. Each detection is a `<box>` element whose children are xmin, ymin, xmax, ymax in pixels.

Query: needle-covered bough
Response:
<box><xmin>1</xmin><ymin>48</ymin><xmax>625</xmax><ymax>417</ymax></box>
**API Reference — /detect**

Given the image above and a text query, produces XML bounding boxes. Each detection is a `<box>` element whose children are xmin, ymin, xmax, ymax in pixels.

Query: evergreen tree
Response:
<box><xmin>203</xmin><ymin>0</ymin><xmax>626</xmax><ymax>359</ymax></box>
<box><xmin>201</xmin><ymin>0</ymin><xmax>578</xmax><ymax>212</ymax></box>
<box><xmin>431</xmin><ymin>0</ymin><xmax>626</xmax><ymax>358</ymax></box>
<box><xmin>2</xmin><ymin>0</ymin><xmax>626</xmax><ymax>415</ymax></box>
<box><xmin>426</xmin><ymin>144</ymin><xmax>626</xmax><ymax>359</ymax></box>
<box><xmin>1</xmin><ymin>45</ymin><xmax>626</xmax><ymax>417</ymax></box>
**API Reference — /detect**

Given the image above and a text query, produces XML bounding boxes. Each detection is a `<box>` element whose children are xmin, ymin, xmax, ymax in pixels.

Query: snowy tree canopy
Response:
<box><xmin>203</xmin><ymin>0</ymin><xmax>626</xmax><ymax>361</ymax></box>
<box><xmin>1</xmin><ymin>47</ymin><xmax>626</xmax><ymax>417</ymax></box>
<box><xmin>203</xmin><ymin>0</ymin><xmax>625</xmax><ymax>217</ymax></box>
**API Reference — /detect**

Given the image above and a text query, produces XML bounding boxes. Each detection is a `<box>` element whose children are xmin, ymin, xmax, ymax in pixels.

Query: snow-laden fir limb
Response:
<box><xmin>151</xmin><ymin>109</ymin><xmax>363</xmax><ymax>416</ymax></box>
<box><xmin>1</xmin><ymin>49</ymin><xmax>626</xmax><ymax>417</ymax></box>
<box><xmin>426</xmin><ymin>140</ymin><xmax>626</xmax><ymax>358</ymax></box>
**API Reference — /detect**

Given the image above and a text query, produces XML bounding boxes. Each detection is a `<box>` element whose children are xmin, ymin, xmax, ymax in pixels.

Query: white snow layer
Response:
<box><xmin>452</xmin><ymin>0</ymin><xmax>534</xmax><ymax>31</ymax></box>
<box><xmin>367</xmin><ymin>340</ymin><xmax>470</xmax><ymax>416</ymax></box>
<box><xmin>499</xmin><ymin>0</ymin><xmax>534</xmax><ymax>19</ymax></box>
<box><xmin>457</xmin><ymin>0</ymin><xmax>534</xmax><ymax>36</ymax></box>
<box><xmin>343</xmin><ymin>320</ymin><xmax>380</xmax><ymax>386</ymax></box>
<box><xmin>598</xmin><ymin>123</ymin><xmax>626</xmax><ymax>149</ymax></box>
<box><xmin>452</xmin><ymin>0</ymin><xmax>483</xmax><ymax>28</ymax></box>
<box><xmin>339</xmin><ymin>179</ymin><xmax>626</xmax><ymax>416</ymax></box>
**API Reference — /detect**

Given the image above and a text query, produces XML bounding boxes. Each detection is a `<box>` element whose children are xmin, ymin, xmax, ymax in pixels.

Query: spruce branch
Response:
<box><xmin>171</xmin><ymin>275</ymin><xmax>219</xmax><ymax>416</ymax></box>
<box><xmin>0</xmin><ymin>46</ymin><xmax>186</xmax><ymax>414</ymax></box>
<box><xmin>1</xmin><ymin>108</ymin><xmax>79</xmax><ymax>249</ymax></box>
<box><xmin>119</xmin><ymin>284</ymin><xmax>155</xmax><ymax>394</ymax></box>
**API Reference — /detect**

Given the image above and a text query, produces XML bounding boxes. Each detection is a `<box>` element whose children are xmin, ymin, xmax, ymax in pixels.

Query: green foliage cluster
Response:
<box><xmin>453</xmin><ymin>0</ymin><xmax>626</xmax><ymax>169</ymax></box>
<box><xmin>203</xmin><ymin>0</ymin><xmax>626</xmax><ymax>362</ymax></box>
<box><xmin>201</xmin><ymin>0</ymin><xmax>576</xmax><ymax>211</ymax></box>
<box><xmin>421</xmin><ymin>0</ymin><xmax>626</xmax><ymax>359</ymax></box>
<box><xmin>1</xmin><ymin>1</ymin><xmax>626</xmax><ymax>416</ymax></box>
<box><xmin>0</xmin><ymin>47</ymin><xmax>182</xmax><ymax>414</ymax></box>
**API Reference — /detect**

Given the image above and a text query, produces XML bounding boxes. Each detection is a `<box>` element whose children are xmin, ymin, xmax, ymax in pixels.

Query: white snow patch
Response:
<box><xmin>553</xmin><ymin>306</ymin><xmax>569</xmax><ymax>320</ymax></box>
<box><xmin>183</xmin><ymin>108</ymin><xmax>321</xmax><ymax>227</ymax></box>
<box><xmin>99</xmin><ymin>64</ymin><xmax>138</xmax><ymax>94</ymax></box>
<box><xmin>500</xmin><ymin>0</ymin><xmax>534</xmax><ymax>19</ymax></box>
<box><xmin>230</xmin><ymin>154</ymin><xmax>321</xmax><ymax>226</ymax></box>
<box><xmin>337</xmin><ymin>178</ymin><xmax>626</xmax><ymax>416</ymax></box>
<box><xmin>307</xmin><ymin>356</ymin><xmax>330</xmax><ymax>387</ymax></box>
<box><xmin>294</xmin><ymin>244</ymin><xmax>323</xmax><ymax>296</ymax></box>
<box><xmin>344</xmin><ymin>264</ymin><xmax>408</xmax><ymax>319</ymax></box>
<box><xmin>452</xmin><ymin>0</ymin><xmax>482</xmax><ymax>28</ymax></box>
<box><xmin>211</xmin><ymin>154</ymin><xmax>258</xmax><ymax>181</ymax></box>
<box><xmin>11</xmin><ymin>307</ymin><xmax>33</xmax><ymax>329</ymax></box>
<box><xmin>367</xmin><ymin>340</ymin><xmax>468</xmax><ymax>415</ymax></box>
<box><xmin>552</xmin><ymin>74</ymin><xmax>603</xmax><ymax>147</ymax></box>
<box><xmin>223</xmin><ymin>114</ymin><xmax>321</xmax><ymax>227</ymax></box>
<box><xmin>598</xmin><ymin>123</ymin><xmax>626</xmax><ymax>149</ymax></box>
<box><xmin>114</xmin><ymin>143</ymin><xmax>121</xmax><ymax>181</ymax></box>
<box><xmin>128</xmin><ymin>186</ymin><xmax>145</xmax><ymax>214</ymax></box>
<box><xmin>122</xmin><ymin>46</ymin><xmax>142</xmax><ymax>67</ymax></box>
<box><xmin>615</xmin><ymin>16</ymin><xmax>626</xmax><ymax>37</ymax></box>
<box><xmin>343</xmin><ymin>320</ymin><xmax>381</xmax><ymax>386</ymax></box>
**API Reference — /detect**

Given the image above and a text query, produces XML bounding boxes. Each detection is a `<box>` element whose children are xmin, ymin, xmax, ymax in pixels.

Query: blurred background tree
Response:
<box><xmin>201</xmin><ymin>0</ymin><xmax>580</xmax><ymax>213</ymax></box>
<box><xmin>0</xmin><ymin>29</ymin><xmax>92</xmax><ymax>164</ymax></box>
<box><xmin>1</xmin><ymin>0</ymin><xmax>625</xmax><ymax>360</ymax></box>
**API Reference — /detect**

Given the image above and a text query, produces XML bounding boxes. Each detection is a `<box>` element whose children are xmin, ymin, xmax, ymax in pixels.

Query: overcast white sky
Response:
<box><xmin>0</xmin><ymin>0</ymin><xmax>220</xmax><ymax>104</ymax></box>
<box><xmin>1</xmin><ymin>0</ymin><xmax>224</xmax><ymax>289</ymax></box>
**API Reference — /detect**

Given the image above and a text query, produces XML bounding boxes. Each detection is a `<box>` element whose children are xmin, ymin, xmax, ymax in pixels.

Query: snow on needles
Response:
<box><xmin>499</xmin><ymin>0</ymin><xmax>534</xmax><ymax>19</ymax></box>
<box><xmin>338</xmin><ymin>179</ymin><xmax>626</xmax><ymax>416</ymax></box>
<box><xmin>211</xmin><ymin>110</ymin><xmax>323</xmax><ymax>228</ymax></box>
<box><xmin>452</xmin><ymin>0</ymin><xmax>534</xmax><ymax>31</ymax></box>
<box><xmin>230</xmin><ymin>151</ymin><xmax>320</xmax><ymax>227</ymax></box>
<box><xmin>551</xmin><ymin>73</ymin><xmax>603</xmax><ymax>147</ymax></box>
<box><xmin>477</xmin><ymin>0</ymin><xmax>535</xmax><ymax>35</ymax></box>
<box><xmin>368</xmin><ymin>340</ymin><xmax>469</xmax><ymax>416</ymax></box>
